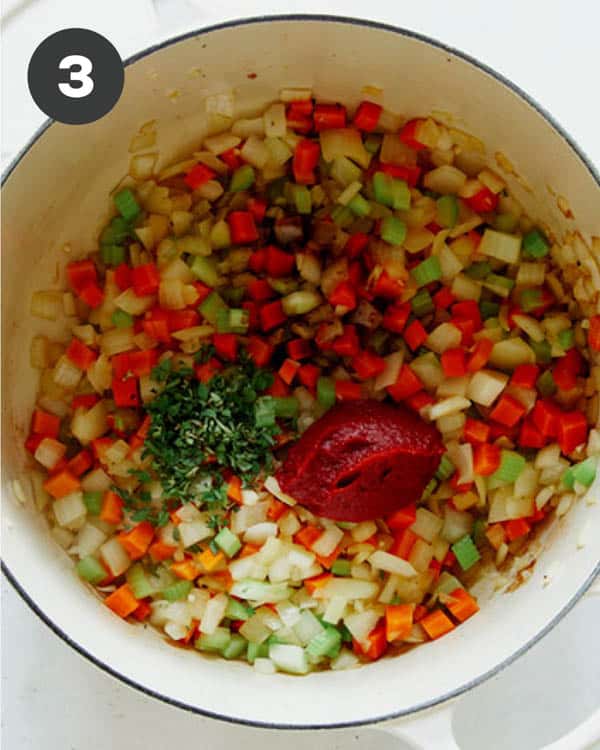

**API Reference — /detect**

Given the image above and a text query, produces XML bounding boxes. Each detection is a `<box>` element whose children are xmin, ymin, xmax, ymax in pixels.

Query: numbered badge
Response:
<box><xmin>28</xmin><ymin>28</ymin><xmax>124</xmax><ymax>124</ymax></box>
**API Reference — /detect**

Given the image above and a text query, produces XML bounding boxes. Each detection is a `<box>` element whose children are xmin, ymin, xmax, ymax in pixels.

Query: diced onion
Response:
<box><xmin>76</xmin><ymin>523</ymin><xmax>107</xmax><ymax>558</ymax></box>
<box><xmin>129</xmin><ymin>153</ymin><xmax>157</xmax><ymax>180</ymax></box>
<box><xmin>369</xmin><ymin>551</ymin><xmax>417</xmax><ymax>577</ymax></box>
<box><xmin>31</xmin><ymin>291</ymin><xmax>63</xmax><ymax>320</ymax></box>
<box><xmin>423</xmin><ymin>165</ymin><xmax>467</xmax><ymax>194</ymax></box>
<box><xmin>467</xmin><ymin>369</ymin><xmax>508</xmax><ymax>406</ymax></box>
<box><xmin>54</xmin><ymin>492</ymin><xmax>86</xmax><ymax>529</ymax></box>
<box><xmin>311</xmin><ymin>525</ymin><xmax>343</xmax><ymax>557</ymax></box>
<box><xmin>199</xmin><ymin>592</ymin><xmax>228</xmax><ymax>635</ymax></box>
<box><xmin>244</xmin><ymin>522</ymin><xmax>279</xmax><ymax>545</ymax></box>
<box><xmin>71</xmin><ymin>401</ymin><xmax>108</xmax><ymax>445</ymax></box>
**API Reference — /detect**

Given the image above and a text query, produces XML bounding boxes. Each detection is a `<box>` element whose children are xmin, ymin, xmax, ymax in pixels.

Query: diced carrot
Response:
<box><xmin>390</xmin><ymin>528</ymin><xmax>418</xmax><ymax>559</ymax></box>
<box><xmin>227</xmin><ymin>475</ymin><xmax>243</xmax><ymax>504</ymax></box>
<box><xmin>588</xmin><ymin>315</ymin><xmax>600</xmax><ymax>351</ymax></box>
<box><xmin>360</xmin><ymin>622</ymin><xmax>387</xmax><ymax>660</ymax></box>
<box><xmin>43</xmin><ymin>470</ymin><xmax>80</xmax><ymax>499</ymax></box>
<box><xmin>473</xmin><ymin>443</ymin><xmax>501</xmax><ymax>476</ymax></box>
<box><xmin>31</xmin><ymin>409</ymin><xmax>61</xmax><ymax>438</ymax></box>
<box><xmin>463</xmin><ymin>418</ymin><xmax>490</xmax><ymax>444</ymax></box>
<box><xmin>413</xmin><ymin>604</ymin><xmax>428</xmax><ymax>623</ymax></box>
<box><xmin>239</xmin><ymin>543</ymin><xmax>260</xmax><ymax>558</ymax></box>
<box><xmin>294</xmin><ymin>524</ymin><xmax>322</xmax><ymax>550</ymax></box>
<box><xmin>148</xmin><ymin>540</ymin><xmax>177</xmax><ymax>562</ymax></box>
<box><xmin>67</xmin><ymin>449</ymin><xmax>93</xmax><ymax>477</ymax></box>
<box><xmin>119</xmin><ymin>521</ymin><xmax>155</xmax><ymax>560</ymax></box>
<box><xmin>385</xmin><ymin>604</ymin><xmax>414</xmax><ymax>642</ymax></box>
<box><xmin>132</xmin><ymin>600</ymin><xmax>153</xmax><ymax>621</ymax></box>
<box><xmin>104</xmin><ymin>584</ymin><xmax>139</xmax><ymax>618</ymax></box>
<box><xmin>386</xmin><ymin>503</ymin><xmax>417</xmax><ymax>530</ymax></box>
<box><xmin>489</xmin><ymin>393</ymin><xmax>526</xmax><ymax>427</ymax></box>
<box><xmin>316</xmin><ymin>545</ymin><xmax>342</xmax><ymax>570</ymax></box>
<box><xmin>420</xmin><ymin>609</ymin><xmax>455</xmax><ymax>640</ymax></box>
<box><xmin>267</xmin><ymin>498</ymin><xmax>287</xmax><ymax>520</ymax></box>
<box><xmin>445</xmin><ymin>588</ymin><xmax>479</xmax><ymax>622</ymax></box>
<box><xmin>466</xmin><ymin>338</ymin><xmax>493</xmax><ymax>372</ymax></box>
<box><xmin>485</xmin><ymin>523</ymin><xmax>506</xmax><ymax>550</ymax></box>
<box><xmin>278</xmin><ymin>358</ymin><xmax>301</xmax><ymax>385</ymax></box>
<box><xmin>304</xmin><ymin>572</ymin><xmax>333</xmax><ymax>595</ymax></box>
<box><xmin>181</xmin><ymin>619</ymin><xmax>200</xmax><ymax>644</ymax></box>
<box><xmin>504</xmin><ymin>518</ymin><xmax>531</xmax><ymax>541</ymax></box>
<box><xmin>196</xmin><ymin>548</ymin><xmax>225</xmax><ymax>573</ymax></box>
<box><xmin>171</xmin><ymin>559</ymin><xmax>200</xmax><ymax>580</ymax></box>
<box><xmin>100</xmin><ymin>490</ymin><xmax>124</xmax><ymax>524</ymax></box>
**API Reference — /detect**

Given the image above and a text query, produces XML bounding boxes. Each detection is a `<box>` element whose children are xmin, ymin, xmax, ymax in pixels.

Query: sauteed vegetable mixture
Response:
<box><xmin>27</xmin><ymin>91</ymin><xmax>599</xmax><ymax>674</ymax></box>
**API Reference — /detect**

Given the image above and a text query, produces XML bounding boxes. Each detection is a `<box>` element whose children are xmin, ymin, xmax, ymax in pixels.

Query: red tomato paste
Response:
<box><xmin>276</xmin><ymin>400</ymin><xmax>444</xmax><ymax>522</ymax></box>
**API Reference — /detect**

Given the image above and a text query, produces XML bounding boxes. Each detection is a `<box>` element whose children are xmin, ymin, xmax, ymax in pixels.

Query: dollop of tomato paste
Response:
<box><xmin>276</xmin><ymin>400</ymin><xmax>444</xmax><ymax>522</ymax></box>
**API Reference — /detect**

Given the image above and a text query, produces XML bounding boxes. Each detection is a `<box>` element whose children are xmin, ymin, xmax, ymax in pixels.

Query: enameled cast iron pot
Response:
<box><xmin>2</xmin><ymin>15</ymin><xmax>600</xmax><ymax>749</ymax></box>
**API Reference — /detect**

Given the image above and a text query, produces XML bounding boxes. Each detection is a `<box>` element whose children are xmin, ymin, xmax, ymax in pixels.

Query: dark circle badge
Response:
<box><xmin>28</xmin><ymin>28</ymin><xmax>124</xmax><ymax>125</ymax></box>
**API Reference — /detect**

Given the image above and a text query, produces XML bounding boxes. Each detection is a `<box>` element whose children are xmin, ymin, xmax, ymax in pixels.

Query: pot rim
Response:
<box><xmin>2</xmin><ymin>12</ymin><xmax>600</xmax><ymax>732</ymax></box>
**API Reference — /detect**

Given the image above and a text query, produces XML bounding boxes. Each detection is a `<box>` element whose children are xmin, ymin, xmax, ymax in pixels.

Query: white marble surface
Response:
<box><xmin>2</xmin><ymin>1</ymin><xmax>600</xmax><ymax>748</ymax></box>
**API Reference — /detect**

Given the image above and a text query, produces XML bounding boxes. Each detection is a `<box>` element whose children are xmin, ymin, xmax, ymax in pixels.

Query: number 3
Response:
<box><xmin>58</xmin><ymin>55</ymin><xmax>94</xmax><ymax>98</ymax></box>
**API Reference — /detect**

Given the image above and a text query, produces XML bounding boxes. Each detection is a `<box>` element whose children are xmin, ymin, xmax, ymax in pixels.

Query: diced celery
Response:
<box><xmin>563</xmin><ymin>457</ymin><xmax>597</xmax><ymax>489</ymax></box>
<box><xmin>411</xmin><ymin>289</ymin><xmax>434</xmax><ymax>317</ymax></box>
<box><xmin>411</xmin><ymin>256</ymin><xmax>442</xmax><ymax>287</ymax></box>
<box><xmin>493</xmin><ymin>213</ymin><xmax>519</xmax><ymax>233</ymax></box>
<box><xmin>246</xmin><ymin>641</ymin><xmax>269</xmax><ymax>663</ymax></box>
<box><xmin>306</xmin><ymin>626</ymin><xmax>342</xmax><ymax>657</ymax></box>
<box><xmin>272</xmin><ymin>397</ymin><xmax>299</xmax><ymax>419</ymax></box>
<box><xmin>472</xmin><ymin>518</ymin><xmax>487</xmax><ymax>546</ymax></box>
<box><xmin>163</xmin><ymin>580</ymin><xmax>193</xmax><ymax>602</ymax></box>
<box><xmin>255</xmin><ymin>397</ymin><xmax>276</xmax><ymax>427</ymax></box>
<box><xmin>221</xmin><ymin>286</ymin><xmax>245</xmax><ymax>306</ymax></box>
<box><xmin>216</xmin><ymin>308</ymin><xmax>249</xmax><ymax>334</ymax></box>
<box><xmin>436</xmin><ymin>454</ymin><xmax>455</xmax><ymax>481</ymax></box>
<box><xmin>479</xmin><ymin>229</ymin><xmax>521</xmax><ymax>264</ymax></box>
<box><xmin>391</xmin><ymin>180</ymin><xmax>411</xmax><ymax>211</ymax></box>
<box><xmin>101</xmin><ymin>244</ymin><xmax>126</xmax><ymax>266</ymax></box>
<box><xmin>434</xmin><ymin>572</ymin><xmax>463</xmax><ymax>596</ymax></box>
<box><xmin>223</xmin><ymin>633</ymin><xmax>247</xmax><ymax>659</ymax></box>
<box><xmin>225</xmin><ymin>597</ymin><xmax>253</xmax><ymax>621</ymax></box>
<box><xmin>127</xmin><ymin>564</ymin><xmax>155</xmax><ymax>599</ymax></box>
<box><xmin>519</xmin><ymin>288</ymin><xmax>543</xmax><ymax>313</ymax></box>
<box><xmin>291</xmin><ymin>184</ymin><xmax>312</xmax><ymax>215</ymax></box>
<box><xmin>491</xmin><ymin>450</ymin><xmax>526</xmax><ymax>483</ymax></box>
<box><xmin>482</xmin><ymin>273</ymin><xmax>515</xmax><ymax>298</ymax></box>
<box><xmin>523</xmin><ymin>229</ymin><xmax>550</xmax><ymax>258</ymax></box>
<box><xmin>330</xmin><ymin>156</ymin><xmax>362</xmax><ymax>187</ymax></box>
<box><xmin>189</xmin><ymin>256</ymin><xmax>220</xmax><ymax>287</ymax></box>
<box><xmin>480</xmin><ymin>300</ymin><xmax>500</xmax><ymax>319</ymax></box>
<box><xmin>421</xmin><ymin>478</ymin><xmax>437</xmax><ymax>499</ymax></box>
<box><xmin>465</xmin><ymin>261</ymin><xmax>492</xmax><ymax>280</ymax></box>
<box><xmin>114</xmin><ymin>188</ymin><xmax>140</xmax><ymax>222</ymax></box>
<box><xmin>451</xmin><ymin>535</ymin><xmax>480</xmax><ymax>571</ymax></box>
<box><xmin>199</xmin><ymin>291</ymin><xmax>227</xmax><ymax>324</ymax></box>
<box><xmin>558</xmin><ymin>329</ymin><xmax>574</xmax><ymax>350</ymax></box>
<box><xmin>330</xmin><ymin>205</ymin><xmax>354</xmax><ymax>227</ymax></box>
<box><xmin>83</xmin><ymin>491</ymin><xmax>103</xmax><ymax>515</ymax></box>
<box><xmin>530</xmin><ymin>338</ymin><xmax>552</xmax><ymax>365</ymax></box>
<box><xmin>112</xmin><ymin>309</ymin><xmax>134</xmax><ymax>328</ymax></box>
<box><xmin>195</xmin><ymin>627</ymin><xmax>231</xmax><ymax>652</ymax></box>
<box><xmin>372</xmin><ymin>172</ymin><xmax>393</xmax><ymax>206</ymax></box>
<box><xmin>229</xmin><ymin>579</ymin><xmax>291</xmax><ymax>603</ymax></box>
<box><xmin>317</xmin><ymin>377</ymin><xmax>336</xmax><ymax>409</ymax></box>
<box><xmin>536</xmin><ymin>370</ymin><xmax>557</xmax><ymax>397</ymax></box>
<box><xmin>381</xmin><ymin>216</ymin><xmax>406</xmax><ymax>246</ymax></box>
<box><xmin>230</xmin><ymin>164</ymin><xmax>255</xmax><ymax>192</ymax></box>
<box><xmin>348</xmin><ymin>193</ymin><xmax>371</xmax><ymax>217</ymax></box>
<box><xmin>436</xmin><ymin>195</ymin><xmax>459</xmax><ymax>228</ymax></box>
<box><xmin>331</xmin><ymin>559</ymin><xmax>351</xmax><ymax>576</ymax></box>
<box><xmin>364</xmin><ymin>134</ymin><xmax>382</xmax><ymax>154</ymax></box>
<box><xmin>210</xmin><ymin>220</ymin><xmax>231</xmax><ymax>249</ymax></box>
<box><xmin>214</xmin><ymin>527</ymin><xmax>241</xmax><ymax>558</ymax></box>
<box><xmin>76</xmin><ymin>556</ymin><xmax>107</xmax><ymax>584</ymax></box>
<box><xmin>101</xmin><ymin>216</ymin><xmax>131</xmax><ymax>245</ymax></box>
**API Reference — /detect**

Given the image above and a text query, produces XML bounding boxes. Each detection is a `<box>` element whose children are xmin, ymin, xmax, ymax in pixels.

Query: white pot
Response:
<box><xmin>2</xmin><ymin>15</ymin><xmax>600</xmax><ymax>746</ymax></box>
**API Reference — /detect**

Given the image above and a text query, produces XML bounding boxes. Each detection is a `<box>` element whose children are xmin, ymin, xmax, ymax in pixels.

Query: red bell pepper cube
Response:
<box><xmin>405</xmin><ymin>391</ymin><xmax>434</xmax><ymax>412</ymax></box>
<box><xmin>557</xmin><ymin>411</ymin><xmax>588</xmax><ymax>454</ymax></box>
<box><xmin>331</xmin><ymin>325</ymin><xmax>360</xmax><ymax>357</ymax></box>
<box><xmin>242</xmin><ymin>300</ymin><xmax>259</xmax><ymax>331</ymax></box>
<box><xmin>129</xmin><ymin>349</ymin><xmax>158</xmax><ymax>377</ymax></box>
<box><xmin>194</xmin><ymin>357</ymin><xmax>223</xmax><ymax>383</ymax></box>
<box><xmin>286</xmin><ymin>114</ymin><xmax>312</xmax><ymax>134</ymax></box>
<box><xmin>292</xmin><ymin>139</ymin><xmax>320</xmax><ymax>184</ymax></box>
<box><xmin>184</xmin><ymin>163</ymin><xmax>216</xmax><ymax>190</ymax></box>
<box><xmin>71</xmin><ymin>394</ymin><xmax>99</xmax><ymax>410</ymax></box>
<box><xmin>490</xmin><ymin>393</ymin><xmax>527</xmax><ymax>427</ymax></box>
<box><xmin>519</xmin><ymin>418</ymin><xmax>546</xmax><ymax>449</ymax></box>
<box><xmin>466</xmin><ymin>338</ymin><xmax>494</xmax><ymax>372</ymax></box>
<box><xmin>67</xmin><ymin>449</ymin><xmax>93</xmax><ymax>477</ymax></box>
<box><xmin>248</xmin><ymin>279</ymin><xmax>275</xmax><ymax>302</ymax></box>
<box><xmin>142</xmin><ymin>314</ymin><xmax>171</xmax><ymax>344</ymax></box>
<box><xmin>399</xmin><ymin>119</ymin><xmax>427</xmax><ymax>150</ymax></box>
<box><xmin>298</xmin><ymin>363</ymin><xmax>321</xmax><ymax>390</ymax></box>
<box><xmin>353</xmin><ymin>100</ymin><xmax>382</xmax><ymax>132</ymax></box>
<box><xmin>589</xmin><ymin>315</ymin><xmax>600</xmax><ymax>351</ymax></box>
<box><xmin>260</xmin><ymin>300</ymin><xmax>286</xmax><ymax>332</ymax></box>
<box><xmin>378</xmin><ymin>162</ymin><xmax>422</xmax><ymax>187</ymax></box>
<box><xmin>279</xmin><ymin>358</ymin><xmax>300</xmax><ymax>385</ymax></box>
<box><xmin>265</xmin><ymin>246</ymin><xmax>295</xmax><ymax>278</ymax></box>
<box><xmin>404</xmin><ymin>320</ymin><xmax>428</xmax><ymax>351</ymax></box>
<box><xmin>212</xmin><ymin>333</ymin><xmax>238</xmax><ymax>362</ymax></box>
<box><xmin>382</xmin><ymin>302</ymin><xmax>411</xmax><ymax>334</ymax></box>
<box><xmin>441</xmin><ymin>348</ymin><xmax>467</xmax><ymax>378</ymax></box>
<box><xmin>450</xmin><ymin>316</ymin><xmax>476</xmax><ymax>346</ymax></box>
<box><xmin>348</xmin><ymin>261</ymin><xmax>363</xmax><ymax>289</ymax></box>
<box><xmin>288</xmin><ymin>99</ymin><xmax>314</xmax><ymax>118</ymax></box>
<box><xmin>266</xmin><ymin>374</ymin><xmax>290</xmax><ymax>398</ymax></box>
<box><xmin>168</xmin><ymin>309</ymin><xmax>200</xmax><ymax>331</ymax></box>
<box><xmin>463</xmin><ymin>418</ymin><xmax>491</xmax><ymax>444</ymax></box>
<box><xmin>512</xmin><ymin>363</ymin><xmax>540</xmax><ymax>390</ymax></box>
<box><xmin>553</xmin><ymin>348</ymin><xmax>583</xmax><ymax>391</ymax></box>
<box><xmin>505</xmin><ymin>518</ymin><xmax>531</xmax><ymax>542</ymax></box>
<box><xmin>132</xmin><ymin>263</ymin><xmax>160</xmax><ymax>297</ymax></box>
<box><xmin>452</xmin><ymin>300</ymin><xmax>482</xmax><ymax>330</ymax></box>
<box><xmin>191</xmin><ymin>282</ymin><xmax>212</xmax><ymax>305</ymax></box>
<box><xmin>246</xmin><ymin>336</ymin><xmax>274</xmax><ymax>368</ymax></box>
<box><xmin>247</xmin><ymin>196</ymin><xmax>267</xmax><ymax>223</ymax></box>
<box><xmin>329</xmin><ymin>280</ymin><xmax>357</xmax><ymax>311</ymax></box>
<box><xmin>248</xmin><ymin>247</ymin><xmax>268</xmax><ymax>274</ymax></box>
<box><xmin>227</xmin><ymin>211</ymin><xmax>259</xmax><ymax>245</ymax></box>
<box><xmin>465</xmin><ymin>186</ymin><xmax>499</xmax><ymax>214</ymax></box>
<box><xmin>532</xmin><ymin>399</ymin><xmax>561</xmax><ymax>438</ymax></box>
<box><xmin>313</xmin><ymin>103</ymin><xmax>346</xmax><ymax>131</ymax></box>
<box><xmin>66</xmin><ymin>338</ymin><xmax>97</xmax><ymax>370</ymax></box>
<box><xmin>370</xmin><ymin>269</ymin><xmax>404</xmax><ymax>299</ymax></box>
<box><xmin>114</xmin><ymin>263</ymin><xmax>132</xmax><ymax>291</ymax></box>
<box><xmin>473</xmin><ymin>443</ymin><xmax>501</xmax><ymax>476</ymax></box>
<box><xmin>433</xmin><ymin>287</ymin><xmax>455</xmax><ymax>310</ymax></box>
<box><xmin>345</xmin><ymin>232</ymin><xmax>369</xmax><ymax>259</ymax></box>
<box><xmin>387</xmin><ymin>365</ymin><xmax>423</xmax><ymax>401</ymax></box>
<box><xmin>25</xmin><ymin>434</ymin><xmax>43</xmax><ymax>454</ymax></box>
<box><xmin>352</xmin><ymin>350</ymin><xmax>386</xmax><ymax>380</ymax></box>
<box><xmin>31</xmin><ymin>409</ymin><xmax>60</xmax><ymax>438</ymax></box>
<box><xmin>220</xmin><ymin>148</ymin><xmax>241</xmax><ymax>171</ymax></box>
<box><xmin>79</xmin><ymin>283</ymin><xmax>104</xmax><ymax>309</ymax></box>
<box><xmin>335</xmin><ymin>380</ymin><xmax>363</xmax><ymax>401</ymax></box>
<box><xmin>386</xmin><ymin>503</ymin><xmax>417</xmax><ymax>530</ymax></box>
<box><xmin>286</xmin><ymin>338</ymin><xmax>313</xmax><ymax>360</ymax></box>
<box><xmin>67</xmin><ymin>259</ymin><xmax>97</xmax><ymax>294</ymax></box>
<box><xmin>112</xmin><ymin>376</ymin><xmax>140</xmax><ymax>408</ymax></box>
<box><xmin>315</xmin><ymin>323</ymin><xmax>335</xmax><ymax>351</ymax></box>
<box><xmin>111</xmin><ymin>352</ymin><xmax>132</xmax><ymax>379</ymax></box>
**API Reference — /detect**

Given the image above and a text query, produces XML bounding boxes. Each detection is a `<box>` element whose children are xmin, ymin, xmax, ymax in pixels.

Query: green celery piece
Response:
<box><xmin>210</xmin><ymin>220</ymin><xmax>231</xmax><ymax>249</ymax></box>
<box><xmin>451</xmin><ymin>535</ymin><xmax>481</xmax><ymax>571</ymax></box>
<box><xmin>523</xmin><ymin>229</ymin><xmax>550</xmax><ymax>258</ymax></box>
<box><xmin>246</xmin><ymin>641</ymin><xmax>269</xmax><ymax>664</ymax></box>
<box><xmin>519</xmin><ymin>288</ymin><xmax>543</xmax><ymax>313</ymax></box>
<box><xmin>434</xmin><ymin>572</ymin><xmax>463</xmax><ymax>596</ymax></box>
<box><xmin>558</xmin><ymin>329</ymin><xmax>574</xmax><ymax>350</ymax></box>
<box><xmin>411</xmin><ymin>256</ymin><xmax>442</xmax><ymax>287</ymax></box>
<box><xmin>391</xmin><ymin>180</ymin><xmax>411</xmax><ymax>211</ymax></box>
<box><xmin>292</xmin><ymin>184</ymin><xmax>312</xmax><ymax>215</ymax></box>
<box><xmin>272</xmin><ymin>397</ymin><xmax>299</xmax><ymax>419</ymax></box>
<box><xmin>479</xmin><ymin>300</ymin><xmax>500</xmax><ymax>319</ymax></box>
<box><xmin>76</xmin><ymin>556</ymin><xmax>107</xmax><ymax>584</ymax></box>
<box><xmin>530</xmin><ymin>338</ymin><xmax>552</xmax><ymax>365</ymax></box>
<box><xmin>465</xmin><ymin>261</ymin><xmax>492</xmax><ymax>280</ymax></box>
<box><xmin>112</xmin><ymin>309</ymin><xmax>134</xmax><ymax>329</ymax></box>
<box><xmin>195</xmin><ymin>627</ymin><xmax>231</xmax><ymax>652</ymax></box>
<box><xmin>230</xmin><ymin>164</ymin><xmax>255</xmax><ymax>192</ymax></box>
<box><xmin>436</xmin><ymin>454</ymin><xmax>455</xmax><ymax>481</ymax></box>
<box><xmin>421</xmin><ymin>478</ymin><xmax>437</xmax><ymax>500</ymax></box>
<box><xmin>101</xmin><ymin>243</ymin><xmax>126</xmax><ymax>266</ymax></box>
<box><xmin>221</xmin><ymin>286</ymin><xmax>246</xmax><ymax>306</ymax></box>
<box><xmin>494</xmin><ymin>213</ymin><xmax>519</xmax><ymax>233</ymax></box>
<box><xmin>331</xmin><ymin>559</ymin><xmax>351</xmax><ymax>576</ymax></box>
<box><xmin>127</xmin><ymin>563</ymin><xmax>155</xmax><ymax>599</ymax></box>
<box><xmin>436</xmin><ymin>195</ymin><xmax>459</xmax><ymax>228</ymax></box>
<box><xmin>330</xmin><ymin>205</ymin><xmax>354</xmax><ymax>228</ymax></box>
<box><xmin>317</xmin><ymin>377</ymin><xmax>336</xmax><ymax>409</ymax></box>
<box><xmin>101</xmin><ymin>216</ymin><xmax>130</xmax><ymax>245</ymax></box>
<box><xmin>491</xmin><ymin>450</ymin><xmax>526</xmax><ymax>483</ymax></box>
<box><xmin>563</xmin><ymin>457</ymin><xmax>597</xmax><ymax>489</ymax></box>
<box><xmin>381</xmin><ymin>215</ymin><xmax>407</xmax><ymax>246</ymax></box>
<box><xmin>331</xmin><ymin>156</ymin><xmax>362</xmax><ymax>187</ymax></box>
<box><xmin>348</xmin><ymin>193</ymin><xmax>371</xmax><ymax>217</ymax></box>
<box><xmin>483</xmin><ymin>273</ymin><xmax>515</xmax><ymax>298</ymax></box>
<box><xmin>83</xmin><ymin>491</ymin><xmax>103</xmax><ymax>515</ymax></box>
<box><xmin>472</xmin><ymin>518</ymin><xmax>487</xmax><ymax>546</ymax></box>
<box><xmin>254</xmin><ymin>397</ymin><xmax>277</xmax><ymax>427</ymax></box>
<box><xmin>225</xmin><ymin>597</ymin><xmax>253</xmax><ymax>621</ymax></box>
<box><xmin>216</xmin><ymin>308</ymin><xmax>249</xmax><ymax>334</ymax></box>
<box><xmin>372</xmin><ymin>172</ymin><xmax>393</xmax><ymax>207</ymax></box>
<box><xmin>364</xmin><ymin>134</ymin><xmax>382</xmax><ymax>154</ymax></box>
<box><xmin>189</xmin><ymin>256</ymin><xmax>220</xmax><ymax>287</ymax></box>
<box><xmin>199</xmin><ymin>291</ymin><xmax>227</xmax><ymax>325</ymax></box>
<box><xmin>163</xmin><ymin>580</ymin><xmax>193</xmax><ymax>602</ymax></box>
<box><xmin>114</xmin><ymin>188</ymin><xmax>140</xmax><ymax>222</ymax></box>
<box><xmin>306</xmin><ymin>626</ymin><xmax>342</xmax><ymax>657</ymax></box>
<box><xmin>222</xmin><ymin>633</ymin><xmax>247</xmax><ymax>659</ymax></box>
<box><xmin>411</xmin><ymin>289</ymin><xmax>434</xmax><ymax>317</ymax></box>
<box><xmin>536</xmin><ymin>370</ymin><xmax>557</xmax><ymax>397</ymax></box>
<box><xmin>215</xmin><ymin>527</ymin><xmax>242</xmax><ymax>558</ymax></box>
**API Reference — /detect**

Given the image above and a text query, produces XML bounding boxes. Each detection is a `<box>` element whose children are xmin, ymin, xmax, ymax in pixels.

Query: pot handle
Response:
<box><xmin>377</xmin><ymin>703</ymin><xmax>460</xmax><ymax>750</ymax></box>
